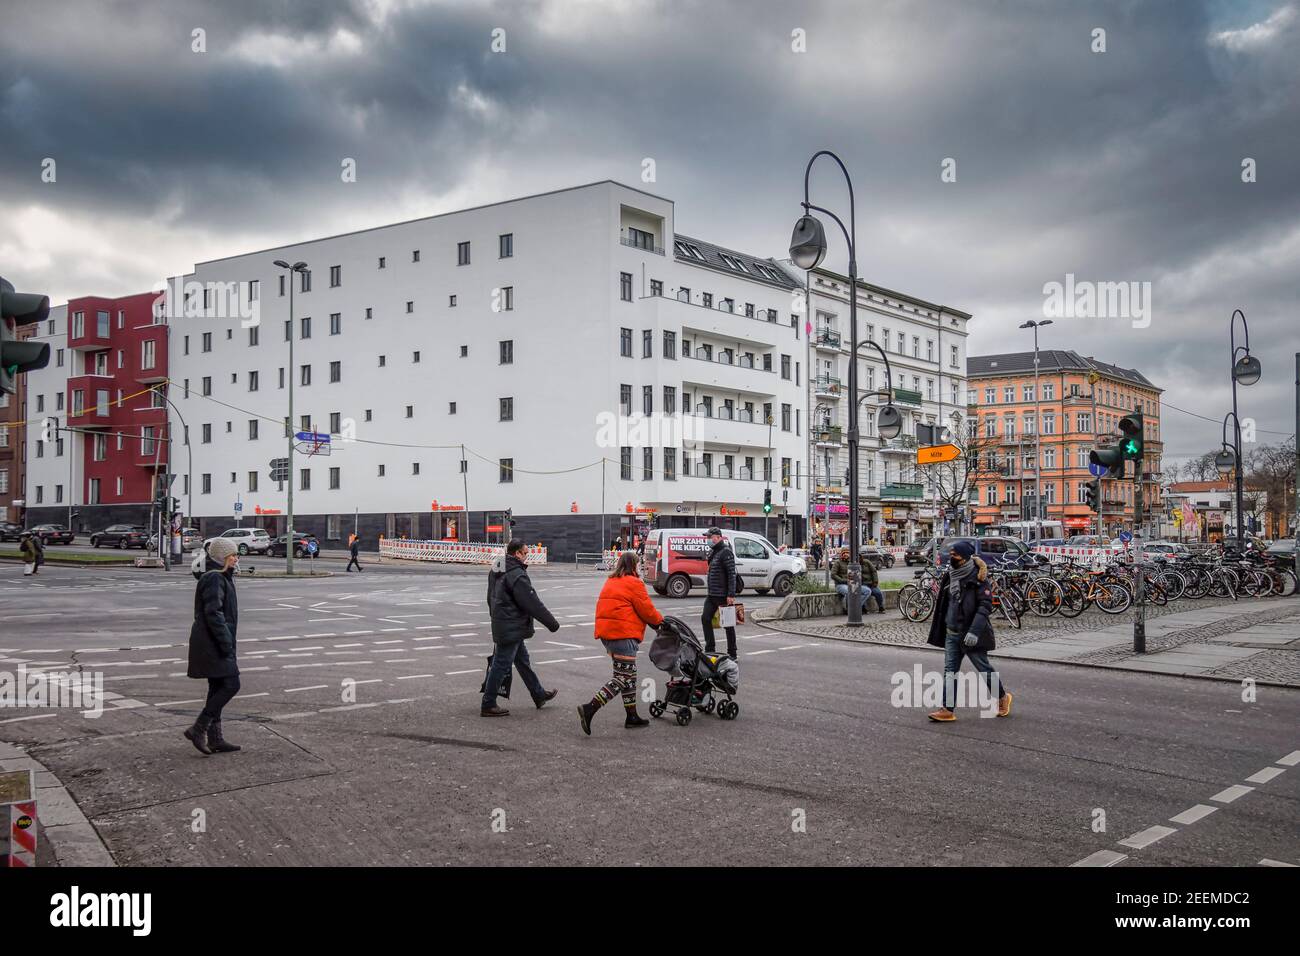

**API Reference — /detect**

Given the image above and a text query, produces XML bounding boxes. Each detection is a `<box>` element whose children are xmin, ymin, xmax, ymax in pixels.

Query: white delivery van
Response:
<box><xmin>641</xmin><ymin>528</ymin><xmax>806</xmax><ymax>599</ymax></box>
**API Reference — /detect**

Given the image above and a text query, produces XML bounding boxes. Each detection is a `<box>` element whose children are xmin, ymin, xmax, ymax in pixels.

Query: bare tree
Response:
<box><xmin>1246</xmin><ymin>438</ymin><xmax>1297</xmax><ymax>537</ymax></box>
<box><xmin>927</xmin><ymin>418</ymin><xmax>1004</xmax><ymax>520</ymax></box>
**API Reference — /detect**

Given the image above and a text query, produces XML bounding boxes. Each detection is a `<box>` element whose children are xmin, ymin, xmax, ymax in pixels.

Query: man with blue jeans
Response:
<box><xmin>831</xmin><ymin>548</ymin><xmax>886</xmax><ymax>614</ymax></box>
<box><xmin>924</xmin><ymin>540</ymin><xmax>1012</xmax><ymax>721</ymax></box>
<box><xmin>481</xmin><ymin>540</ymin><xmax>561</xmax><ymax>716</ymax></box>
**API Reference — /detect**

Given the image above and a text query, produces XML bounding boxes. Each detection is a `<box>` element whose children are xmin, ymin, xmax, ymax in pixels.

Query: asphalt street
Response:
<box><xmin>1</xmin><ymin>561</ymin><xmax>1296</xmax><ymax>867</ymax></box>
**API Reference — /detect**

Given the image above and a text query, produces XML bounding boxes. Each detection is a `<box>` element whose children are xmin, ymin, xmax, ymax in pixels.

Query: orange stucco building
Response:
<box><xmin>965</xmin><ymin>350</ymin><xmax>1163</xmax><ymax>537</ymax></box>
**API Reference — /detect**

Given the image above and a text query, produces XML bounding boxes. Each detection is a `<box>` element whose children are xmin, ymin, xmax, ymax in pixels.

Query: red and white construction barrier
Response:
<box><xmin>379</xmin><ymin>539</ymin><xmax>548</xmax><ymax>566</ymax></box>
<box><xmin>7</xmin><ymin>800</ymin><xmax>37</xmax><ymax>868</ymax></box>
<box><xmin>1031</xmin><ymin>545</ymin><xmax>1125</xmax><ymax>568</ymax></box>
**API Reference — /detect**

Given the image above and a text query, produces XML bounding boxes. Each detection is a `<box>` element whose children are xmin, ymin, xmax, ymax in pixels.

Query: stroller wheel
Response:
<box><xmin>649</xmin><ymin>701</ymin><xmax>665</xmax><ymax>718</ymax></box>
<box><xmin>702</xmin><ymin>698</ymin><xmax>716</xmax><ymax>714</ymax></box>
<box><xmin>719</xmin><ymin>700</ymin><xmax>739</xmax><ymax>720</ymax></box>
<box><xmin>675</xmin><ymin>708</ymin><xmax>692</xmax><ymax>726</ymax></box>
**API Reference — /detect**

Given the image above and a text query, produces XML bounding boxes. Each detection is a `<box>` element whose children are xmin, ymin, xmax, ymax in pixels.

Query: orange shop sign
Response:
<box><xmin>719</xmin><ymin>505</ymin><xmax>748</xmax><ymax>516</ymax></box>
<box><xmin>430</xmin><ymin>500</ymin><xmax>465</xmax><ymax>512</ymax></box>
<box><xmin>253</xmin><ymin>506</ymin><xmax>282</xmax><ymax>515</ymax></box>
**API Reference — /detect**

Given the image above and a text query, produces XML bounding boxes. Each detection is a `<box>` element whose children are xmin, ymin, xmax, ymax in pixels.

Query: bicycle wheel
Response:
<box><xmin>1146</xmin><ymin>577</ymin><xmax>1168</xmax><ymax>606</ymax></box>
<box><xmin>1159</xmin><ymin>570</ymin><xmax>1186</xmax><ymax>601</ymax></box>
<box><xmin>1056</xmin><ymin>579</ymin><xmax>1087</xmax><ymax>618</ymax></box>
<box><xmin>1277</xmin><ymin>569</ymin><xmax>1298</xmax><ymax>597</ymax></box>
<box><xmin>899</xmin><ymin>585</ymin><xmax>933</xmax><ymax>622</ymax></box>
<box><xmin>1184</xmin><ymin>568</ymin><xmax>1210</xmax><ymax>599</ymax></box>
<box><xmin>997</xmin><ymin>595</ymin><xmax>1022</xmax><ymax>629</ymax></box>
<box><xmin>1026</xmin><ymin>578</ymin><xmax>1063</xmax><ymax>617</ymax></box>
<box><xmin>1096</xmin><ymin>582</ymin><xmax>1131</xmax><ymax>614</ymax></box>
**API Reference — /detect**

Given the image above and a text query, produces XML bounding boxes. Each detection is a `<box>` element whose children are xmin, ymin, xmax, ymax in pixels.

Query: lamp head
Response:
<box><xmin>273</xmin><ymin>259</ymin><xmax>290</xmax><ymax>269</ymax></box>
<box><xmin>292</xmin><ymin>261</ymin><xmax>309</xmax><ymax>272</ymax></box>
<box><xmin>877</xmin><ymin>404</ymin><xmax>903</xmax><ymax>440</ymax></box>
<box><xmin>789</xmin><ymin>215</ymin><xmax>827</xmax><ymax>271</ymax></box>
<box><xmin>1214</xmin><ymin>448</ymin><xmax>1236</xmax><ymax>476</ymax></box>
<box><xmin>1232</xmin><ymin>353</ymin><xmax>1261</xmax><ymax>386</ymax></box>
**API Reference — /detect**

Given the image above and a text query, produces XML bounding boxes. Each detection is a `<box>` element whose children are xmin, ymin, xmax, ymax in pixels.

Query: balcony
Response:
<box><xmin>814</xmin><ymin>483</ymin><xmax>844</xmax><ymax>497</ymax></box>
<box><xmin>878</xmin><ymin>434</ymin><xmax>918</xmax><ymax>456</ymax></box>
<box><xmin>651</xmin><ymin>295</ymin><xmax>784</xmax><ymax>348</ymax></box>
<box><xmin>814</xmin><ymin>328</ymin><xmax>842</xmax><ymax>351</ymax></box>
<box><xmin>65</xmin><ymin>377</ymin><xmax>116</xmax><ymax>429</ymax></box>
<box><xmin>132</xmin><ymin>441</ymin><xmax>166</xmax><ymax>468</ymax></box>
<box><xmin>880</xmin><ymin>482</ymin><xmax>924</xmax><ymax>500</ymax></box>
<box><xmin>682</xmin><ymin>356</ymin><xmax>777</xmax><ymax>397</ymax></box>
<box><xmin>813</xmin><ymin>375</ymin><xmax>842</xmax><ymax>399</ymax></box>
<box><xmin>68</xmin><ymin>317</ymin><xmax>112</xmax><ymax>352</ymax></box>
<box><xmin>814</xmin><ymin>425</ymin><xmax>843</xmax><ymax>447</ymax></box>
<box><xmin>619</xmin><ymin>235</ymin><xmax>664</xmax><ymax>256</ymax></box>
<box><xmin>688</xmin><ymin>411</ymin><xmax>774</xmax><ymax>448</ymax></box>
<box><xmin>678</xmin><ymin>473</ymin><xmax>765</xmax><ymax>505</ymax></box>
<box><xmin>892</xmin><ymin>387</ymin><xmax>923</xmax><ymax>407</ymax></box>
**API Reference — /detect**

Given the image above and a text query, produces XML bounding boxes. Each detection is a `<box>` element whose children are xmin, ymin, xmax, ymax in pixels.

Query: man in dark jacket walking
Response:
<box><xmin>184</xmin><ymin>538</ymin><xmax>243</xmax><ymax>754</ymax></box>
<box><xmin>701</xmin><ymin>527</ymin><xmax>737</xmax><ymax>658</ymax></box>
<box><xmin>346</xmin><ymin>533</ymin><xmax>362</xmax><ymax>572</ymax></box>
<box><xmin>925</xmin><ymin>540</ymin><xmax>1012</xmax><ymax>721</ymax></box>
<box><xmin>481</xmin><ymin>540</ymin><xmax>561</xmax><ymax>716</ymax></box>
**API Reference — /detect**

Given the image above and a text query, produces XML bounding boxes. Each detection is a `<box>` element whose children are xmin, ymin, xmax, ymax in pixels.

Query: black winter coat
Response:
<box><xmin>926</xmin><ymin>557</ymin><xmax>995</xmax><ymax>651</ymax></box>
<box><xmin>188</xmin><ymin>558</ymin><xmax>240</xmax><ymax>678</ymax></box>
<box><xmin>706</xmin><ymin>541</ymin><xmax>736</xmax><ymax>599</ymax></box>
<box><xmin>490</xmin><ymin>555</ymin><xmax>560</xmax><ymax>644</ymax></box>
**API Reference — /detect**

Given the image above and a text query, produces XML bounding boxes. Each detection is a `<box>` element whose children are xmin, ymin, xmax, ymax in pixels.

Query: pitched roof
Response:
<box><xmin>673</xmin><ymin>234</ymin><xmax>798</xmax><ymax>290</ymax></box>
<box><xmin>967</xmin><ymin>348</ymin><xmax>1159</xmax><ymax>390</ymax></box>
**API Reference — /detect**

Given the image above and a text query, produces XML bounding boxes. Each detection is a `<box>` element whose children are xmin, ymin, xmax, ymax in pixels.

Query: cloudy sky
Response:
<box><xmin>2</xmin><ymin>0</ymin><xmax>1296</xmax><ymax>465</ymax></box>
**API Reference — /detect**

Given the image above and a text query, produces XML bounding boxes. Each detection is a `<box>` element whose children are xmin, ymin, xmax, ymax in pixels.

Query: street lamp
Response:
<box><xmin>274</xmin><ymin>259</ymin><xmax>309</xmax><ymax>574</ymax></box>
<box><xmin>1228</xmin><ymin>310</ymin><xmax>1258</xmax><ymax>551</ymax></box>
<box><xmin>1219</xmin><ymin>412</ymin><xmax>1244</xmax><ymax>542</ymax></box>
<box><xmin>1019</xmin><ymin>319</ymin><xmax>1053</xmax><ymax>543</ymax></box>
<box><xmin>791</xmin><ymin>150</ymin><xmax>866</xmax><ymax>625</ymax></box>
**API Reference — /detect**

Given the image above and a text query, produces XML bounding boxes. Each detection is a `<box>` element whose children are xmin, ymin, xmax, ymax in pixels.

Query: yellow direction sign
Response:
<box><xmin>916</xmin><ymin>443</ymin><xmax>961</xmax><ymax>465</ymax></box>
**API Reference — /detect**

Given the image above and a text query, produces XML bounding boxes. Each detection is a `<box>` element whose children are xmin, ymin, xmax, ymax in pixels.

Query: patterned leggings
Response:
<box><xmin>591</xmin><ymin>638</ymin><xmax>639</xmax><ymax>711</ymax></box>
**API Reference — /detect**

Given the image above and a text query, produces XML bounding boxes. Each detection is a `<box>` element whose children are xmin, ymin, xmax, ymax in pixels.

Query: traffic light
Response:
<box><xmin>1119</xmin><ymin>409</ymin><xmax>1144</xmax><ymax>462</ymax></box>
<box><xmin>506</xmin><ymin>508</ymin><xmax>516</xmax><ymax>529</ymax></box>
<box><xmin>1089</xmin><ymin>444</ymin><xmax>1125</xmax><ymax>479</ymax></box>
<box><xmin>1085</xmin><ymin>478</ymin><xmax>1100</xmax><ymax>513</ymax></box>
<box><xmin>1</xmin><ymin>277</ymin><xmax>52</xmax><ymax>395</ymax></box>
<box><xmin>763</xmin><ymin>488</ymin><xmax>772</xmax><ymax>514</ymax></box>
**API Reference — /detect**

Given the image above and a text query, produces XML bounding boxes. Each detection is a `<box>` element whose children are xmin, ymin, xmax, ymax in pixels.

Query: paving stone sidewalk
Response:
<box><xmin>756</xmin><ymin>597</ymin><xmax>1300</xmax><ymax>687</ymax></box>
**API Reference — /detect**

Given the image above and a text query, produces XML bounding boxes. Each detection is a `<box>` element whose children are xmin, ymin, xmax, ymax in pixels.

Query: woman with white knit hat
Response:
<box><xmin>184</xmin><ymin>537</ymin><xmax>243</xmax><ymax>754</ymax></box>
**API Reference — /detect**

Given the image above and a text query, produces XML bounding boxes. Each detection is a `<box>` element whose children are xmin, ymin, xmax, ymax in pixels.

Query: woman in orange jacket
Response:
<box><xmin>578</xmin><ymin>551</ymin><xmax>665</xmax><ymax>734</ymax></box>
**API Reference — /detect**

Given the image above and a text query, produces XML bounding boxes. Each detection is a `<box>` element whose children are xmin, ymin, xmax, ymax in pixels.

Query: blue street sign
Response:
<box><xmin>1119</xmin><ymin>530</ymin><xmax>1133</xmax><ymax>543</ymax></box>
<box><xmin>294</xmin><ymin>431</ymin><xmax>331</xmax><ymax>444</ymax></box>
<box><xmin>306</xmin><ymin>539</ymin><xmax>318</xmax><ymax>555</ymax></box>
<box><xmin>1088</xmin><ymin>462</ymin><xmax>1106</xmax><ymax>477</ymax></box>
<box><xmin>233</xmin><ymin>502</ymin><xmax>243</xmax><ymax>513</ymax></box>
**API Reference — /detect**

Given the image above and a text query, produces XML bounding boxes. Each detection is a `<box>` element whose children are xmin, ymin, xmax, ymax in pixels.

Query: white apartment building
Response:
<box><xmin>20</xmin><ymin>305</ymin><xmax>79</xmax><ymax>525</ymax></box>
<box><xmin>168</xmin><ymin>180</ymin><xmax>809</xmax><ymax>558</ymax></box>
<box><xmin>781</xmin><ymin>268</ymin><xmax>972</xmax><ymax>546</ymax></box>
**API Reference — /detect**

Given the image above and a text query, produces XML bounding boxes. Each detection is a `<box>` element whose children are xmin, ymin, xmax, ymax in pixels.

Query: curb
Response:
<box><xmin>0</xmin><ymin>740</ymin><xmax>116</xmax><ymax>867</ymax></box>
<box><xmin>753</xmin><ymin>617</ymin><xmax>1300</xmax><ymax>690</ymax></box>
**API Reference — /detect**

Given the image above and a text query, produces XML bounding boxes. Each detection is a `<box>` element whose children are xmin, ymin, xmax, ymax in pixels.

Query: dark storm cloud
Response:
<box><xmin>1</xmin><ymin>0</ymin><xmax>1296</xmax><ymax>460</ymax></box>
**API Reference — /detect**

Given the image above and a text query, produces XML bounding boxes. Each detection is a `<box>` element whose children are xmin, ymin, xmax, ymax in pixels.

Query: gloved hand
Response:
<box><xmin>963</xmin><ymin>632</ymin><xmax>978</xmax><ymax>649</ymax></box>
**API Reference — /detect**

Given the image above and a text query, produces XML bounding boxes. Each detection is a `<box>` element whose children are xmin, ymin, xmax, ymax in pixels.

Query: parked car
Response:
<box><xmin>860</xmin><ymin>545</ymin><xmax>894</xmax><ymax>569</ymax></box>
<box><xmin>931</xmin><ymin>535</ymin><xmax>1033</xmax><ymax>569</ymax></box>
<box><xmin>1265</xmin><ymin>538</ymin><xmax>1296</xmax><ymax>572</ymax></box>
<box><xmin>0</xmin><ymin>522</ymin><xmax>24</xmax><ymax>542</ymax></box>
<box><xmin>1066</xmin><ymin>535</ymin><xmax>1109</xmax><ymax>548</ymax></box>
<box><xmin>270</xmin><ymin>532</ymin><xmax>319</xmax><ymax>558</ymax></box>
<box><xmin>147</xmin><ymin>527</ymin><xmax>203</xmax><ymax>552</ymax></box>
<box><xmin>641</xmin><ymin>528</ymin><xmax>805</xmax><ymax>598</ymax></box>
<box><xmin>89</xmin><ymin>524</ymin><xmax>149</xmax><ymax>549</ymax></box>
<box><xmin>31</xmin><ymin>524</ymin><xmax>75</xmax><ymax>545</ymax></box>
<box><xmin>1141</xmin><ymin>541</ymin><xmax>1192</xmax><ymax>561</ymax></box>
<box><xmin>903</xmin><ymin>538</ymin><xmax>932</xmax><ymax>566</ymax></box>
<box><xmin>204</xmin><ymin>527</ymin><xmax>272</xmax><ymax>555</ymax></box>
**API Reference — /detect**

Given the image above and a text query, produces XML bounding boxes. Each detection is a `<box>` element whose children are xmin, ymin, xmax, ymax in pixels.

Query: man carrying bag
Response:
<box><xmin>701</xmin><ymin>527</ymin><xmax>738</xmax><ymax>659</ymax></box>
<box><xmin>480</xmin><ymin>540</ymin><xmax>561</xmax><ymax>717</ymax></box>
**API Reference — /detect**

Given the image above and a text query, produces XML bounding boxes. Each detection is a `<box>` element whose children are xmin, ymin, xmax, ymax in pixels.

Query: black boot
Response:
<box><xmin>577</xmin><ymin>702</ymin><xmax>597</xmax><ymax>735</ymax></box>
<box><xmin>624</xmin><ymin>709</ymin><xmax>649</xmax><ymax>728</ymax></box>
<box><xmin>207</xmin><ymin>719</ymin><xmax>241</xmax><ymax>753</ymax></box>
<box><xmin>184</xmin><ymin>716</ymin><xmax>213</xmax><ymax>755</ymax></box>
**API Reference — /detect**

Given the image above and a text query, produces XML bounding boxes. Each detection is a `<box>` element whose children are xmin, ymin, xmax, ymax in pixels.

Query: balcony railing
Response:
<box><xmin>892</xmin><ymin>387</ymin><xmax>923</xmax><ymax>406</ymax></box>
<box><xmin>813</xmin><ymin>375</ymin><xmax>842</xmax><ymax>396</ymax></box>
<box><xmin>620</xmin><ymin>236</ymin><xmax>664</xmax><ymax>255</ymax></box>
<box><xmin>815</xmin><ymin>328</ymin><xmax>842</xmax><ymax>349</ymax></box>
<box><xmin>815</xmin><ymin>425</ymin><xmax>843</xmax><ymax>445</ymax></box>
<box><xmin>880</xmin><ymin>482</ymin><xmax>925</xmax><ymax>499</ymax></box>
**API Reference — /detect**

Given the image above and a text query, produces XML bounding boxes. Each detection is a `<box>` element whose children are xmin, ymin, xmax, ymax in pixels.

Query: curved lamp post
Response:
<box><xmin>1228</xmin><ymin>310</ymin><xmax>1259</xmax><ymax>550</ymax></box>
<box><xmin>1218</xmin><ymin>413</ymin><xmax>1244</xmax><ymax>543</ymax></box>
<box><xmin>1019</xmin><ymin>319</ymin><xmax>1053</xmax><ymax>542</ymax></box>
<box><xmin>791</xmin><ymin>150</ymin><xmax>869</xmax><ymax>625</ymax></box>
<box><xmin>274</xmin><ymin>259</ymin><xmax>310</xmax><ymax>574</ymax></box>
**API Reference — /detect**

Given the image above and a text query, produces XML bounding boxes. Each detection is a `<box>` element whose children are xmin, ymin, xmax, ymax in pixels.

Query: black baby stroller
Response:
<box><xmin>646</xmin><ymin>615</ymin><xmax>739</xmax><ymax>726</ymax></box>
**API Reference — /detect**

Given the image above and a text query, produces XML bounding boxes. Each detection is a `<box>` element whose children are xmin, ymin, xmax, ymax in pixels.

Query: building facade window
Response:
<box><xmin>619</xmin><ymin>272</ymin><xmax>633</xmax><ymax>302</ymax></box>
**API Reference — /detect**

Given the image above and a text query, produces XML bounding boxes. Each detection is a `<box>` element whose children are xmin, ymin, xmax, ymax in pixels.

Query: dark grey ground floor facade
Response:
<box><xmin>23</xmin><ymin>503</ymin><xmax>155</xmax><ymax>535</ymax></box>
<box><xmin>179</xmin><ymin>511</ymin><xmax>807</xmax><ymax>562</ymax></box>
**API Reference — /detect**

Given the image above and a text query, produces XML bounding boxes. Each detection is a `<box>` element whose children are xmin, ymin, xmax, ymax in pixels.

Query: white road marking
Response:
<box><xmin>319</xmin><ymin>703</ymin><xmax>379</xmax><ymax>712</ymax></box>
<box><xmin>385</xmin><ymin>659</ymin><xmax>419</xmax><ymax>664</ymax></box>
<box><xmin>546</xmin><ymin>641</ymin><xmax>583</xmax><ymax>649</ymax></box>
<box><xmin>344</xmin><ymin>630</ymin><xmax>374</xmax><ymax>636</ymax></box>
<box><xmin>286</xmin><ymin>685</ymin><xmax>329</xmax><ymax>693</ymax></box>
<box><xmin>450</xmin><ymin>632</ymin><xmax>476</xmax><ymax>638</ymax></box>
<box><xmin>1245</xmin><ymin>767</ymin><xmax>1285</xmax><ymax>785</ymax></box>
<box><xmin>155</xmin><ymin>698</ymin><xmax>205</xmax><ymax>707</ymax></box>
<box><xmin>334</xmin><ymin>643</ymin><xmax>363</xmax><ymax>648</ymax></box>
<box><xmin>105</xmin><ymin>674</ymin><xmax>158</xmax><ymax>682</ymax></box>
<box><xmin>352</xmin><ymin>679</ymin><xmax>383</xmax><ymax>685</ymax></box>
<box><xmin>446</xmin><ymin>669</ymin><xmax>479</xmax><ymax>675</ymax></box>
<box><xmin>373</xmin><ymin>640</ymin><xmax>404</xmax><ymax>645</ymax></box>
<box><xmin>534</xmin><ymin>658</ymin><xmax>567</xmax><ymax>665</ymax></box>
<box><xmin>380</xmin><ymin>627</ymin><xmax>407</xmax><ymax>632</ymax></box>
<box><xmin>746</xmin><ymin>650</ymin><xmax>777</xmax><ymax>656</ymax></box>
<box><xmin>397</xmin><ymin>674</ymin><xmax>436</xmax><ymax>680</ymax></box>
<box><xmin>1259</xmin><ymin>859</ymin><xmax>1297</xmax><ymax>867</ymax></box>
<box><xmin>1277</xmin><ymin>750</ymin><xmax>1300</xmax><ymax>767</ymax></box>
<box><xmin>1070</xmin><ymin>850</ymin><xmax>1128</xmax><ymax>867</ymax></box>
<box><xmin>415</xmin><ymin>625</ymin><xmax>441</xmax><ymax>629</ymax></box>
<box><xmin>0</xmin><ymin>713</ymin><xmax>59</xmax><ymax>724</ymax></box>
<box><xmin>303</xmin><ymin>633</ymin><xmax>336</xmax><ymax>638</ymax></box>
<box><xmin>1169</xmin><ymin>805</ymin><xmax>1218</xmax><ymax>826</ymax></box>
<box><xmin>1118</xmin><ymin>825</ymin><xmax>1177</xmax><ymax>850</ymax></box>
<box><xmin>572</xmin><ymin>655</ymin><xmax>605</xmax><ymax>661</ymax></box>
<box><xmin>1210</xmin><ymin>784</ymin><xmax>1254</xmax><ymax>804</ymax></box>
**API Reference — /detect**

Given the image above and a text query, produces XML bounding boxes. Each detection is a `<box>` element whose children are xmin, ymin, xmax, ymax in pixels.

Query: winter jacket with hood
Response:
<box><xmin>188</xmin><ymin>554</ymin><xmax>240</xmax><ymax>679</ymax></box>
<box><xmin>594</xmin><ymin>572</ymin><xmax>664</xmax><ymax>642</ymax></box>
<box><xmin>926</xmin><ymin>556</ymin><xmax>995</xmax><ymax>651</ymax></box>
<box><xmin>489</xmin><ymin>554</ymin><xmax>560</xmax><ymax>644</ymax></box>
